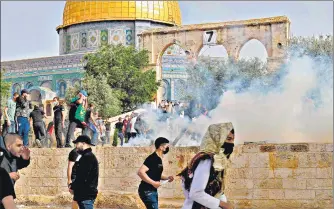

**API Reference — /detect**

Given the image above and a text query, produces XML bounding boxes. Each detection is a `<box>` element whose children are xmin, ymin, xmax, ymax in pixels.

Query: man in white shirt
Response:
<box><xmin>178</xmin><ymin>123</ymin><xmax>235</xmax><ymax>209</ymax></box>
<box><xmin>129</xmin><ymin>113</ymin><xmax>138</xmax><ymax>141</ymax></box>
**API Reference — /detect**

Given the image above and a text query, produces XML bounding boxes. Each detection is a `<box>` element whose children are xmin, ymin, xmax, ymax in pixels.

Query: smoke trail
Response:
<box><xmin>124</xmin><ymin>42</ymin><xmax>332</xmax><ymax>146</ymax></box>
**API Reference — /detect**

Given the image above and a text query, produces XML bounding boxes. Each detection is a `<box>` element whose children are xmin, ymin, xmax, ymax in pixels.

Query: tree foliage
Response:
<box><xmin>0</xmin><ymin>69</ymin><xmax>12</xmax><ymax>108</ymax></box>
<box><xmin>65</xmin><ymin>74</ymin><xmax>122</xmax><ymax>119</ymax></box>
<box><xmin>184</xmin><ymin>57</ymin><xmax>267</xmax><ymax>110</ymax></box>
<box><xmin>289</xmin><ymin>35</ymin><xmax>333</xmax><ymax>57</ymax></box>
<box><xmin>183</xmin><ymin>35</ymin><xmax>333</xmax><ymax>111</ymax></box>
<box><xmin>83</xmin><ymin>44</ymin><xmax>159</xmax><ymax>112</ymax></box>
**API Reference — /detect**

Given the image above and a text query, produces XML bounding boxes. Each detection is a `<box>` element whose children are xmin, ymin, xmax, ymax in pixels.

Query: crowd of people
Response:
<box><xmin>0</xmin><ymin>90</ymin><xmax>113</xmax><ymax>149</ymax></box>
<box><xmin>0</xmin><ymin>123</ymin><xmax>235</xmax><ymax>209</ymax></box>
<box><xmin>0</xmin><ymin>90</ymin><xmax>236</xmax><ymax>209</ymax></box>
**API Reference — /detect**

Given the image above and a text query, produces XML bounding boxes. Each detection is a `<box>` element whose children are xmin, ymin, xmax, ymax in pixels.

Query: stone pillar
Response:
<box><xmin>170</xmin><ymin>79</ymin><xmax>175</xmax><ymax>101</ymax></box>
<box><xmin>156</xmin><ymin>65</ymin><xmax>163</xmax><ymax>103</ymax></box>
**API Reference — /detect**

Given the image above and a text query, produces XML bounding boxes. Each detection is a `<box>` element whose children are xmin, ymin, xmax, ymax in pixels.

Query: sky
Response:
<box><xmin>1</xmin><ymin>1</ymin><xmax>333</xmax><ymax>61</ymax></box>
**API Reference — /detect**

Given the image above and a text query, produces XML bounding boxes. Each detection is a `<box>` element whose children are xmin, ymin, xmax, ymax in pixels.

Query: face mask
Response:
<box><xmin>221</xmin><ymin>142</ymin><xmax>234</xmax><ymax>158</ymax></box>
<box><xmin>163</xmin><ymin>147</ymin><xmax>169</xmax><ymax>155</ymax></box>
<box><xmin>53</xmin><ymin>102</ymin><xmax>58</xmax><ymax>106</ymax></box>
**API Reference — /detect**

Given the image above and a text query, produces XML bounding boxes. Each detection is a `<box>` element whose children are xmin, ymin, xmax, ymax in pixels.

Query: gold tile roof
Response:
<box><xmin>57</xmin><ymin>1</ymin><xmax>182</xmax><ymax>30</ymax></box>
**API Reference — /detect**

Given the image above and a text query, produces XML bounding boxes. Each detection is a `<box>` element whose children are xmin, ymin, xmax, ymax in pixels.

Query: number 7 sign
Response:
<box><xmin>203</xmin><ymin>30</ymin><xmax>217</xmax><ymax>45</ymax></box>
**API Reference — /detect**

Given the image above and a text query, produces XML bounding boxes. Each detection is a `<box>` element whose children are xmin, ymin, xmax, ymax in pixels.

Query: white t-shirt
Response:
<box><xmin>181</xmin><ymin>159</ymin><xmax>222</xmax><ymax>209</ymax></box>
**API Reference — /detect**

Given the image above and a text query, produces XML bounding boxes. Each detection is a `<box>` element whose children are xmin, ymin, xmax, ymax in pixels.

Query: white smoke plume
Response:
<box><xmin>123</xmin><ymin>52</ymin><xmax>333</xmax><ymax>146</ymax></box>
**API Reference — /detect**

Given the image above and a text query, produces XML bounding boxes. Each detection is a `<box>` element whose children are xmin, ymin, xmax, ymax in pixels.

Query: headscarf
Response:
<box><xmin>199</xmin><ymin>122</ymin><xmax>234</xmax><ymax>171</ymax></box>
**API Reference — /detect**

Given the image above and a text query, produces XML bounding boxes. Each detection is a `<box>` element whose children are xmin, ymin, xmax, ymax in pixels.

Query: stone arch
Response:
<box><xmin>12</xmin><ymin>83</ymin><xmax>21</xmax><ymax>94</ymax></box>
<box><xmin>25</xmin><ymin>82</ymin><xmax>33</xmax><ymax>89</ymax></box>
<box><xmin>57</xmin><ymin>80</ymin><xmax>67</xmax><ymax>98</ymax></box>
<box><xmin>157</xmin><ymin>42</ymin><xmax>189</xmax><ymax>66</ymax></box>
<box><xmin>197</xmin><ymin>44</ymin><xmax>229</xmax><ymax>59</ymax></box>
<box><xmin>40</xmin><ymin>81</ymin><xmax>52</xmax><ymax>90</ymax></box>
<box><xmin>237</xmin><ymin>38</ymin><xmax>270</xmax><ymax>61</ymax></box>
<box><xmin>30</xmin><ymin>89</ymin><xmax>42</xmax><ymax>103</ymax></box>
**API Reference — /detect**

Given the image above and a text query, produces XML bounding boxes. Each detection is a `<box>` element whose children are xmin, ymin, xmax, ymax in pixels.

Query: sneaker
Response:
<box><xmin>64</xmin><ymin>144</ymin><xmax>72</xmax><ymax>148</ymax></box>
<box><xmin>35</xmin><ymin>139</ymin><xmax>42</xmax><ymax>148</ymax></box>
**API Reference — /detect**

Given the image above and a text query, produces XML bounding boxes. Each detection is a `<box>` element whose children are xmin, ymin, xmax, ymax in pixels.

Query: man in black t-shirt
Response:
<box><xmin>53</xmin><ymin>97</ymin><xmax>65</xmax><ymax>148</ymax></box>
<box><xmin>29</xmin><ymin>105</ymin><xmax>47</xmax><ymax>148</ymax></box>
<box><xmin>67</xmin><ymin>148</ymin><xmax>81</xmax><ymax>209</ymax></box>
<box><xmin>137</xmin><ymin>137</ymin><xmax>174</xmax><ymax>209</ymax></box>
<box><xmin>0</xmin><ymin>167</ymin><xmax>17</xmax><ymax>209</ymax></box>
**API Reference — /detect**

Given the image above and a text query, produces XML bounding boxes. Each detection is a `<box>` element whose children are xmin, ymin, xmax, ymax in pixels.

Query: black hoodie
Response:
<box><xmin>70</xmin><ymin>148</ymin><xmax>99</xmax><ymax>201</ymax></box>
<box><xmin>0</xmin><ymin>147</ymin><xmax>30</xmax><ymax>185</ymax></box>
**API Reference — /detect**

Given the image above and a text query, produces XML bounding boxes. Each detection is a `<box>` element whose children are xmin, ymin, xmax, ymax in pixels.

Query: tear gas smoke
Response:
<box><xmin>124</xmin><ymin>48</ymin><xmax>333</xmax><ymax>146</ymax></box>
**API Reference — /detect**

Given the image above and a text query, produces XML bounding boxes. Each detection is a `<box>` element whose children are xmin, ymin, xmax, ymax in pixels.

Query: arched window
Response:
<box><xmin>25</xmin><ymin>82</ymin><xmax>33</xmax><ymax>89</ymax></box>
<box><xmin>58</xmin><ymin>80</ymin><xmax>67</xmax><ymax>98</ymax></box>
<box><xmin>12</xmin><ymin>83</ymin><xmax>21</xmax><ymax>94</ymax></box>
<box><xmin>40</xmin><ymin>81</ymin><xmax>52</xmax><ymax>90</ymax></box>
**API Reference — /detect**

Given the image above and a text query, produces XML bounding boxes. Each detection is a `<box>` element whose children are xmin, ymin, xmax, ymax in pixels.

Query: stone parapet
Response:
<box><xmin>14</xmin><ymin>143</ymin><xmax>332</xmax><ymax>208</ymax></box>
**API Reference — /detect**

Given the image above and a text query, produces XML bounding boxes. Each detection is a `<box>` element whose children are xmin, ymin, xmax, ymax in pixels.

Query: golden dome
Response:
<box><xmin>57</xmin><ymin>1</ymin><xmax>181</xmax><ymax>30</ymax></box>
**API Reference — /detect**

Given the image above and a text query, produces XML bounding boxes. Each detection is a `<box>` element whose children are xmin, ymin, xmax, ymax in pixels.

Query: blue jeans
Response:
<box><xmin>17</xmin><ymin>117</ymin><xmax>30</xmax><ymax>146</ymax></box>
<box><xmin>77</xmin><ymin>199</ymin><xmax>95</xmax><ymax>209</ymax></box>
<box><xmin>84</xmin><ymin>123</ymin><xmax>98</xmax><ymax>145</ymax></box>
<box><xmin>139</xmin><ymin>190</ymin><xmax>159</xmax><ymax>209</ymax></box>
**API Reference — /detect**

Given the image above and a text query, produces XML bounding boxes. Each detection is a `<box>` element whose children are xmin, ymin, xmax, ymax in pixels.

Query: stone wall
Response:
<box><xmin>15</xmin><ymin>143</ymin><xmax>332</xmax><ymax>208</ymax></box>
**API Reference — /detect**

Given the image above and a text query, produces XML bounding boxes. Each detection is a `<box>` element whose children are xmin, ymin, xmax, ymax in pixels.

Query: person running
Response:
<box><xmin>15</xmin><ymin>89</ymin><xmax>32</xmax><ymax>147</ymax></box>
<box><xmin>65</xmin><ymin>90</ymin><xmax>88</xmax><ymax>148</ymax></box>
<box><xmin>0</xmin><ymin>167</ymin><xmax>17</xmax><ymax>209</ymax></box>
<box><xmin>178</xmin><ymin>123</ymin><xmax>235</xmax><ymax>209</ymax></box>
<box><xmin>67</xmin><ymin>148</ymin><xmax>81</xmax><ymax>209</ymax></box>
<box><xmin>29</xmin><ymin>105</ymin><xmax>47</xmax><ymax>148</ymax></box>
<box><xmin>137</xmin><ymin>137</ymin><xmax>174</xmax><ymax>209</ymax></box>
<box><xmin>2</xmin><ymin>92</ymin><xmax>19</xmax><ymax>138</ymax></box>
<box><xmin>53</xmin><ymin>97</ymin><xmax>65</xmax><ymax>148</ymax></box>
<box><xmin>69</xmin><ymin>135</ymin><xmax>99</xmax><ymax>209</ymax></box>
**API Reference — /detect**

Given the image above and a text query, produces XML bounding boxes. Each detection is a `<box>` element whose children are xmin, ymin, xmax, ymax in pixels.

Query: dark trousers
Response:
<box><xmin>138</xmin><ymin>190</ymin><xmax>159</xmax><ymax>209</ymax></box>
<box><xmin>65</xmin><ymin>120</ymin><xmax>83</xmax><ymax>146</ymax></box>
<box><xmin>2</xmin><ymin>120</ymin><xmax>15</xmax><ymax>137</ymax></box>
<box><xmin>54</xmin><ymin>121</ymin><xmax>63</xmax><ymax>147</ymax></box>
<box><xmin>33</xmin><ymin>122</ymin><xmax>46</xmax><ymax>141</ymax></box>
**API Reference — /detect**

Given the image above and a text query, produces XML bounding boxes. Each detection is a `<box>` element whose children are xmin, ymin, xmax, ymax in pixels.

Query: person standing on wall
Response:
<box><xmin>2</xmin><ymin>92</ymin><xmax>19</xmax><ymax>138</ymax></box>
<box><xmin>69</xmin><ymin>135</ymin><xmax>99</xmax><ymax>209</ymax></box>
<box><xmin>137</xmin><ymin>137</ymin><xmax>174</xmax><ymax>209</ymax></box>
<box><xmin>29</xmin><ymin>105</ymin><xmax>47</xmax><ymax>148</ymax></box>
<box><xmin>0</xmin><ymin>134</ymin><xmax>30</xmax><ymax>186</ymax></box>
<box><xmin>65</xmin><ymin>90</ymin><xmax>88</xmax><ymax>148</ymax></box>
<box><xmin>0</xmin><ymin>167</ymin><xmax>18</xmax><ymax>209</ymax></box>
<box><xmin>53</xmin><ymin>97</ymin><xmax>65</xmax><ymax>148</ymax></box>
<box><xmin>15</xmin><ymin>89</ymin><xmax>32</xmax><ymax>147</ymax></box>
<box><xmin>178</xmin><ymin>123</ymin><xmax>235</xmax><ymax>209</ymax></box>
<box><xmin>67</xmin><ymin>148</ymin><xmax>81</xmax><ymax>209</ymax></box>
